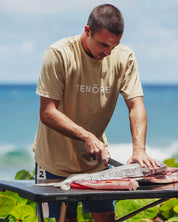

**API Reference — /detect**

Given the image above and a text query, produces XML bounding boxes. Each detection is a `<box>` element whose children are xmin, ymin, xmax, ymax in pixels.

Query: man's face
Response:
<box><xmin>85</xmin><ymin>26</ymin><xmax>122</xmax><ymax>60</ymax></box>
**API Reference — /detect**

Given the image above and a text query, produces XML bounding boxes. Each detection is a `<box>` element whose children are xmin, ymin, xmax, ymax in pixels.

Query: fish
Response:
<box><xmin>138</xmin><ymin>167</ymin><xmax>178</xmax><ymax>185</ymax></box>
<box><xmin>71</xmin><ymin>178</ymin><xmax>139</xmax><ymax>191</ymax></box>
<box><xmin>36</xmin><ymin>161</ymin><xmax>168</xmax><ymax>190</ymax></box>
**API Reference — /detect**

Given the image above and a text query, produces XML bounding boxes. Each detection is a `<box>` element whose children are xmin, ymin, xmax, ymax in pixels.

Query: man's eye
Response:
<box><xmin>99</xmin><ymin>42</ymin><xmax>109</xmax><ymax>47</ymax></box>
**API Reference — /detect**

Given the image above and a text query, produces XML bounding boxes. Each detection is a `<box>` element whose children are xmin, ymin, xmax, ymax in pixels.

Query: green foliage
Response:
<box><xmin>77</xmin><ymin>202</ymin><xmax>93</xmax><ymax>222</ymax></box>
<box><xmin>15</xmin><ymin>169</ymin><xmax>35</xmax><ymax>180</ymax></box>
<box><xmin>10</xmin><ymin>204</ymin><xmax>35</xmax><ymax>221</ymax></box>
<box><xmin>0</xmin><ymin>195</ymin><xmax>16</xmax><ymax>219</ymax></box>
<box><xmin>0</xmin><ymin>192</ymin><xmax>53</xmax><ymax>222</ymax></box>
<box><xmin>7</xmin><ymin>215</ymin><xmax>17</xmax><ymax>222</ymax></box>
<box><xmin>2</xmin><ymin>190</ymin><xmax>28</xmax><ymax>205</ymax></box>
<box><xmin>0</xmin><ymin>158</ymin><xmax>177</xmax><ymax>221</ymax></box>
<box><xmin>115</xmin><ymin>199</ymin><xmax>159</xmax><ymax>222</ymax></box>
<box><xmin>164</xmin><ymin>158</ymin><xmax>178</xmax><ymax>167</ymax></box>
<box><xmin>0</xmin><ymin>168</ymin><xmax>57</xmax><ymax>222</ymax></box>
<box><xmin>168</xmin><ymin>217</ymin><xmax>178</xmax><ymax>221</ymax></box>
<box><xmin>174</xmin><ymin>205</ymin><xmax>178</xmax><ymax>214</ymax></box>
<box><xmin>160</xmin><ymin>198</ymin><xmax>178</xmax><ymax>219</ymax></box>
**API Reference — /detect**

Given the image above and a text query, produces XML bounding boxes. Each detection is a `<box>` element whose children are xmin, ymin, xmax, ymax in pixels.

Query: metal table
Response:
<box><xmin>0</xmin><ymin>180</ymin><xmax>178</xmax><ymax>222</ymax></box>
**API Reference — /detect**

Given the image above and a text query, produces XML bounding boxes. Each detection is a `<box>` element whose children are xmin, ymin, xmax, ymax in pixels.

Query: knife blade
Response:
<box><xmin>107</xmin><ymin>156</ymin><xmax>124</xmax><ymax>167</ymax></box>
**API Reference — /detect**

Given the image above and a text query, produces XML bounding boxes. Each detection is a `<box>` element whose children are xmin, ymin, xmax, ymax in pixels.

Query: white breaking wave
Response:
<box><xmin>0</xmin><ymin>144</ymin><xmax>35</xmax><ymax>180</ymax></box>
<box><xmin>0</xmin><ymin>142</ymin><xmax>177</xmax><ymax>180</ymax></box>
<box><xmin>0</xmin><ymin>143</ymin><xmax>32</xmax><ymax>153</ymax></box>
<box><xmin>0</xmin><ymin>144</ymin><xmax>34</xmax><ymax>168</ymax></box>
<box><xmin>109</xmin><ymin>142</ymin><xmax>178</xmax><ymax>164</ymax></box>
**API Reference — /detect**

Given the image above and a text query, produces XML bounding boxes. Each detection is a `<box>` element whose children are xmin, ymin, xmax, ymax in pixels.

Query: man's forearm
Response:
<box><xmin>40</xmin><ymin>103</ymin><xmax>89</xmax><ymax>142</ymax></box>
<box><xmin>126</xmin><ymin>97</ymin><xmax>147</xmax><ymax>151</ymax></box>
<box><xmin>125</xmin><ymin>97</ymin><xmax>160</xmax><ymax>169</ymax></box>
<box><xmin>39</xmin><ymin>96</ymin><xmax>109</xmax><ymax>165</ymax></box>
<box><xmin>130</xmin><ymin>103</ymin><xmax>147</xmax><ymax>151</ymax></box>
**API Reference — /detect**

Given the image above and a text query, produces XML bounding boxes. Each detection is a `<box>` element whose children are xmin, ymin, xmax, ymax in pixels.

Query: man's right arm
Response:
<box><xmin>39</xmin><ymin>96</ymin><xmax>109</xmax><ymax>165</ymax></box>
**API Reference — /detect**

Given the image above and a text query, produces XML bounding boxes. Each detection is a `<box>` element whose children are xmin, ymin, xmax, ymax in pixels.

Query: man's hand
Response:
<box><xmin>84</xmin><ymin>132</ymin><xmax>109</xmax><ymax>167</ymax></box>
<box><xmin>127</xmin><ymin>148</ymin><xmax>160</xmax><ymax>171</ymax></box>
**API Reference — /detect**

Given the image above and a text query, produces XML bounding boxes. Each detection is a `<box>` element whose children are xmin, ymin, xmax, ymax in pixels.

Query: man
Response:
<box><xmin>33</xmin><ymin>4</ymin><xmax>159</xmax><ymax>222</ymax></box>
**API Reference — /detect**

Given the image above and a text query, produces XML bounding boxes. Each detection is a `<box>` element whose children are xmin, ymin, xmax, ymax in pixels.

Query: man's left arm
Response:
<box><xmin>125</xmin><ymin>96</ymin><xmax>159</xmax><ymax>170</ymax></box>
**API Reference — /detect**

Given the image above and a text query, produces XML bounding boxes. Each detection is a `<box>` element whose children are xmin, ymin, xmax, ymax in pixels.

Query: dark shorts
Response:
<box><xmin>35</xmin><ymin>163</ymin><xmax>115</xmax><ymax>218</ymax></box>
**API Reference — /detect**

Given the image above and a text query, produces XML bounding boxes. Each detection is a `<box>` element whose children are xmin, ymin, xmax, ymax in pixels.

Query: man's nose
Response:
<box><xmin>104</xmin><ymin>49</ymin><xmax>112</xmax><ymax>56</ymax></box>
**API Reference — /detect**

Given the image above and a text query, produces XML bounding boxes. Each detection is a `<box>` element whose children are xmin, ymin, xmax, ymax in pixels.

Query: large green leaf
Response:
<box><xmin>23</xmin><ymin>215</ymin><xmax>38</xmax><ymax>222</ymax></box>
<box><xmin>10</xmin><ymin>204</ymin><xmax>35</xmax><ymax>220</ymax></box>
<box><xmin>1</xmin><ymin>190</ymin><xmax>27</xmax><ymax>205</ymax></box>
<box><xmin>115</xmin><ymin>199</ymin><xmax>159</xmax><ymax>222</ymax></box>
<box><xmin>168</xmin><ymin>216</ymin><xmax>178</xmax><ymax>222</ymax></box>
<box><xmin>8</xmin><ymin>215</ymin><xmax>17</xmax><ymax>222</ymax></box>
<box><xmin>163</xmin><ymin>158</ymin><xmax>178</xmax><ymax>167</ymax></box>
<box><xmin>25</xmin><ymin>199</ymin><xmax>36</xmax><ymax>213</ymax></box>
<box><xmin>173</xmin><ymin>205</ymin><xmax>178</xmax><ymax>214</ymax></box>
<box><xmin>77</xmin><ymin>202</ymin><xmax>93</xmax><ymax>222</ymax></box>
<box><xmin>160</xmin><ymin>198</ymin><xmax>178</xmax><ymax>219</ymax></box>
<box><xmin>15</xmin><ymin>169</ymin><xmax>34</xmax><ymax>180</ymax></box>
<box><xmin>0</xmin><ymin>195</ymin><xmax>16</xmax><ymax>218</ymax></box>
<box><xmin>164</xmin><ymin>158</ymin><xmax>176</xmax><ymax>166</ymax></box>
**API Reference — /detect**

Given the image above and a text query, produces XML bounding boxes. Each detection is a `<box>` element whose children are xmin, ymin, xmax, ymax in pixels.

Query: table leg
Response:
<box><xmin>59</xmin><ymin>202</ymin><xmax>67</xmax><ymax>222</ymax></box>
<box><xmin>36</xmin><ymin>202</ymin><xmax>44</xmax><ymax>222</ymax></box>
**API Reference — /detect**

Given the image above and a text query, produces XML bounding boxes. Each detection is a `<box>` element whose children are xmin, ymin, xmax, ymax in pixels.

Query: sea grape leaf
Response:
<box><xmin>115</xmin><ymin>199</ymin><xmax>159</xmax><ymax>221</ymax></box>
<box><xmin>47</xmin><ymin>219</ymin><xmax>56</xmax><ymax>222</ymax></box>
<box><xmin>8</xmin><ymin>215</ymin><xmax>17</xmax><ymax>222</ymax></box>
<box><xmin>168</xmin><ymin>216</ymin><xmax>178</xmax><ymax>222</ymax></box>
<box><xmin>0</xmin><ymin>195</ymin><xmax>16</xmax><ymax>218</ymax></box>
<box><xmin>26</xmin><ymin>199</ymin><xmax>36</xmax><ymax>212</ymax></box>
<box><xmin>77</xmin><ymin>202</ymin><xmax>93</xmax><ymax>222</ymax></box>
<box><xmin>23</xmin><ymin>215</ymin><xmax>38</xmax><ymax>222</ymax></box>
<box><xmin>142</xmin><ymin>202</ymin><xmax>159</xmax><ymax>219</ymax></box>
<box><xmin>136</xmin><ymin>220</ymin><xmax>152</xmax><ymax>222</ymax></box>
<box><xmin>160</xmin><ymin>198</ymin><xmax>178</xmax><ymax>219</ymax></box>
<box><xmin>115</xmin><ymin>199</ymin><xmax>139</xmax><ymax>219</ymax></box>
<box><xmin>173</xmin><ymin>205</ymin><xmax>178</xmax><ymax>214</ymax></box>
<box><xmin>2</xmin><ymin>190</ymin><xmax>27</xmax><ymax>205</ymax></box>
<box><xmin>163</xmin><ymin>158</ymin><xmax>176</xmax><ymax>167</ymax></box>
<box><xmin>10</xmin><ymin>204</ymin><xmax>35</xmax><ymax>220</ymax></box>
<box><xmin>15</xmin><ymin>169</ymin><xmax>34</xmax><ymax>180</ymax></box>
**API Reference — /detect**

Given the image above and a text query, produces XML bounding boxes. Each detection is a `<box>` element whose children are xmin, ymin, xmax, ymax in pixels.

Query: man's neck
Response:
<box><xmin>80</xmin><ymin>33</ymin><xmax>93</xmax><ymax>58</ymax></box>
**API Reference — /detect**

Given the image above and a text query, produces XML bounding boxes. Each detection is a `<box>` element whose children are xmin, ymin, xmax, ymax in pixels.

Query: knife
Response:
<box><xmin>82</xmin><ymin>152</ymin><xmax>124</xmax><ymax>167</ymax></box>
<box><xmin>107</xmin><ymin>156</ymin><xmax>124</xmax><ymax>167</ymax></box>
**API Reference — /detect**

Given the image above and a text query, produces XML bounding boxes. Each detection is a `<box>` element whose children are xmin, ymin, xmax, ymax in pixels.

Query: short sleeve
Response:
<box><xmin>36</xmin><ymin>48</ymin><xmax>65</xmax><ymax>100</ymax></box>
<box><xmin>120</xmin><ymin>51</ymin><xmax>143</xmax><ymax>100</ymax></box>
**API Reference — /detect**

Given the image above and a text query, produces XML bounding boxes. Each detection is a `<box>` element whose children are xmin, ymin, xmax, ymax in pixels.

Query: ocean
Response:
<box><xmin>0</xmin><ymin>84</ymin><xmax>178</xmax><ymax>179</ymax></box>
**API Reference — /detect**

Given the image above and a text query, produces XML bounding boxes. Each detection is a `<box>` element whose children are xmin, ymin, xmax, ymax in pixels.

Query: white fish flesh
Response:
<box><xmin>138</xmin><ymin>167</ymin><xmax>178</xmax><ymax>184</ymax></box>
<box><xmin>71</xmin><ymin>178</ymin><xmax>139</xmax><ymax>191</ymax></box>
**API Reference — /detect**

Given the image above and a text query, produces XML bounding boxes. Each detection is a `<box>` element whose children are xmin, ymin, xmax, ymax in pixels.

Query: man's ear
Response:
<box><xmin>84</xmin><ymin>25</ymin><xmax>90</xmax><ymax>37</ymax></box>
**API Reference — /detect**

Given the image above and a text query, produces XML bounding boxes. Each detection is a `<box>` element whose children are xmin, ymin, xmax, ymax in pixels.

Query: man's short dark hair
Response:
<box><xmin>87</xmin><ymin>4</ymin><xmax>124</xmax><ymax>36</ymax></box>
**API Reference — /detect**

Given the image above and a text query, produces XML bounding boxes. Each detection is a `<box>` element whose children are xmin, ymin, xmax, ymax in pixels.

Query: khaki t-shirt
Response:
<box><xmin>32</xmin><ymin>35</ymin><xmax>143</xmax><ymax>177</ymax></box>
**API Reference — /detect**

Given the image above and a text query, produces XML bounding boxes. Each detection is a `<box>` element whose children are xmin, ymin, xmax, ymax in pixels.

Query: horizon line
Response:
<box><xmin>0</xmin><ymin>82</ymin><xmax>178</xmax><ymax>86</ymax></box>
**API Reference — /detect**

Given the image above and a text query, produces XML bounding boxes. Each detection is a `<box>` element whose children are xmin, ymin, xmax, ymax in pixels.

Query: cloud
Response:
<box><xmin>0</xmin><ymin>41</ymin><xmax>36</xmax><ymax>58</ymax></box>
<box><xmin>0</xmin><ymin>45</ymin><xmax>12</xmax><ymax>57</ymax></box>
<box><xmin>0</xmin><ymin>0</ymin><xmax>105</xmax><ymax>15</ymax></box>
<box><xmin>0</xmin><ymin>0</ymin><xmax>178</xmax><ymax>83</ymax></box>
<box><xmin>20</xmin><ymin>41</ymin><xmax>36</xmax><ymax>55</ymax></box>
<box><xmin>0</xmin><ymin>0</ymin><xmax>140</xmax><ymax>16</ymax></box>
<box><xmin>121</xmin><ymin>0</ymin><xmax>178</xmax><ymax>61</ymax></box>
<box><xmin>135</xmin><ymin>27</ymin><xmax>178</xmax><ymax>60</ymax></box>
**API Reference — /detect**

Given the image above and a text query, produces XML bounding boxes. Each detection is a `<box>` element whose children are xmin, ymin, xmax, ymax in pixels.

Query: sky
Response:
<box><xmin>0</xmin><ymin>0</ymin><xmax>178</xmax><ymax>84</ymax></box>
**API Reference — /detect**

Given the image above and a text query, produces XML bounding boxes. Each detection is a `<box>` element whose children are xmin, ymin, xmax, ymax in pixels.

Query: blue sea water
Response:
<box><xmin>0</xmin><ymin>84</ymin><xmax>178</xmax><ymax>179</ymax></box>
